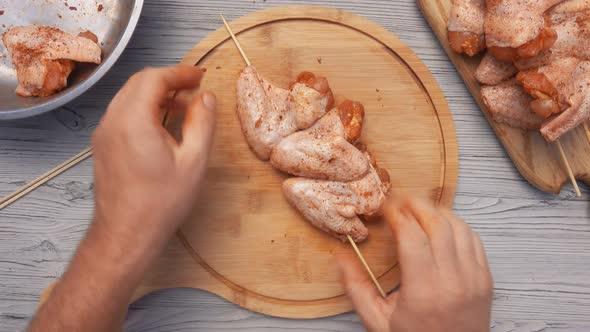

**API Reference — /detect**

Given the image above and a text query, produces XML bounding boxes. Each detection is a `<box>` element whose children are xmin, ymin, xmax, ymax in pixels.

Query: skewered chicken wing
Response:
<box><xmin>475</xmin><ymin>52</ymin><xmax>518</xmax><ymax>85</ymax></box>
<box><xmin>516</xmin><ymin>56</ymin><xmax>590</xmax><ymax>141</ymax></box>
<box><xmin>448</xmin><ymin>0</ymin><xmax>486</xmax><ymax>56</ymax></box>
<box><xmin>236</xmin><ymin>66</ymin><xmax>334</xmax><ymax>160</ymax></box>
<box><xmin>515</xmin><ymin>9</ymin><xmax>590</xmax><ymax>70</ymax></box>
<box><xmin>485</xmin><ymin>0</ymin><xmax>563</xmax><ymax>61</ymax></box>
<box><xmin>516</xmin><ymin>56</ymin><xmax>580</xmax><ymax>119</ymax></box>
<box><xmin>270</xmin><ymin>101</ymin><xmax>368</xmax><ymax>181</ymax></box>
<box><xmin>289</xmin><ymin>71</ymin><xmax>335</xmax><ymax>129</ymax></box>
<box><xmin>236</xmin><ymin>65</ymin><xmax>295</xmax><ymax>160</ymax></box>
<box><xmin>519</xmin><ymin>58</ymin><xmax>590</xmax><ymax>141</ymax></box>
<box><xmin>2</xmin><ymin>25</ymin><xmax>102</xmax><ymax>97</ymax></box>
<box><xmin>552</xmin><ymin>0</ymin><xmax>590</xmax><ymax>13</ymax></box>
<box><xmin>283</xmin><ymin>150</ymin><xmax>391</xmax><ymax>243</ymax></box>
<box><xmin>481</xmin><ymin>79</ymin><xmax>545</xmax><ymax>129</ymax></box>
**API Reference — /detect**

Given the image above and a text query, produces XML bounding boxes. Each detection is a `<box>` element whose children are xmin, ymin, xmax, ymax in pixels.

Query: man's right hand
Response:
<box><xmin>338</xmin><ymin>195</ymin><xmax>493</xmax><ymax>332</ymax></box>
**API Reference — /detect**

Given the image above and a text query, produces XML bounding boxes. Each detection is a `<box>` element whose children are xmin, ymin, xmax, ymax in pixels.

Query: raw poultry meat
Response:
<box><xmin>236</xmin><ymin>66</ymin><xmax>389</xmax><ymax>242</ymax></box>
<box><xmin>236</xmin><ymin>65</ymin><xmax>334</xmax><ymax>160</ymax></box>
<box><xmin>485</xmin><ymin>0</ymin><xmax>564</xmax><ymax>61</ymax></box>
<box><xmin>448</xmin><ymin>0</ymin><xmax>486</xmax><ymax>56</ymax></box>
<box><xmin>283</xmin><ymin>149</ymin><xmax>391</xmax><ymax>243</ymax></box>
<box><xmin>475</xmin><ymin>52</ymin><xmax>518</xmax><ymax>85</ymax></box>
<box><xmin>552</xmin><ymin>0</ymin><xmax>590</xmax><ymax>13</ymax></box>
<box><xmin>515</xmin><ymin>9</ymin><xmax>590</xmax><ymax>70</ymax></box>
<box><xmin>2</xmin><ymin>25</ymin><xmax>102</xmax><ymax>97</ymax></box>
<box><xmin>516</xmin><ymin>56</ymin><xmax>580</xmax><ymax>118</ymax></box>
<box><xmin>540</xmin><ymin>62</ymin><xmax>590</xmax><ymax>141</ymax></box>
<box><xmin>481</xmin><ymin>79</ymin><xmax>545</xmax><ymax>129</ymax></box>
<box><xmin>236</xmin><ymin>65</ymin><xmax>294</xmax><ymax>160</ymax></box>
<box><xmin>516</xmin><ymin>57</ymin><xmax>590</xmax><ymax>141</ymax></box>
<box><xmin>270</xmin><ymin>101</ymin><xmax>368</xmax><ymax>181</ymax></box>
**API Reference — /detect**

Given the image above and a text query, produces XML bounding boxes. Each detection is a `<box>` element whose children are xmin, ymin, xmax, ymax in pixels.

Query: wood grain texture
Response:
<box><xmin>0</xmin><ymin>0</ymin><xmax>589</xmax><ymax>331</ymax></box>
<box><xmin>126</xmin><ymin>5</ymin><xmax>457</xmax><ymax>318</ymax></box>
<box><xmin>417</xmin><ymin>0</ymin><xmax>590</xmax><ymax>195</ymax></box>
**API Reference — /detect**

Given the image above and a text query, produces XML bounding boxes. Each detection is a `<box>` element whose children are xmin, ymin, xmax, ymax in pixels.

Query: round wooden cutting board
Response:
<box><xmin>133</xmin><ymin>6</ymin><xmax>458</xmax><ymax>318</ymax></box>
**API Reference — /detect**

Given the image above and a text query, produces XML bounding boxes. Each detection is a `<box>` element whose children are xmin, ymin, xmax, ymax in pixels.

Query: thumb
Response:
<box><xmin>178</xmin><ymin>91</ymin><xmax>217</xmax><ymax>167</ymax></box>
<box><xmin>336</xmin><ymin>254</ymin><xmax>390</xmax><ymax>332</ymax></box>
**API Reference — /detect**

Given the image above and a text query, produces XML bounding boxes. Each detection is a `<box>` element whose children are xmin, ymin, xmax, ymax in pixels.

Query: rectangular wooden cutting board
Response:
<box><xmin>418</xmin><ymin>0</ymin><xmax>590</xmax><ymax>194</ymax></box>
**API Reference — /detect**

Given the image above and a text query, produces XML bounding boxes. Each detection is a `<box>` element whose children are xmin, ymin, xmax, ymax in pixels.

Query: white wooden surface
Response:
<box><xmin>1</xmin><ymin>0</ymin><xmax>589</xmax><ymax>331</ymax></box>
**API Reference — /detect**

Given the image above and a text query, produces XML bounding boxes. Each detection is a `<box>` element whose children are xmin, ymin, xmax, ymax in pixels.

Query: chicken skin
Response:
<box><xmin>289</xmin><ymin>71</ymin><xmax>335</xmax><ymax>129</ymax></box>
<box><xmin>283</xmin><ymin>150</ymin><xmax>391</xmax><ymax>243</ymax></box>
<box><xmin>516</xmin><ymin>57</ymin><xmax>590</xmax><ymax>141</ymax></box>
<box><xmin>515</xmin><ymin>9</ymin><xmax>590</xmax><ymax>70</ymax></box>
<box><xmin>270</xmin><ymin>101</ymin><xmax>368</xmax><ymax>181</ymax></box>
<box><xmin>552</xmin><ymin>0</ymin><xmax>590</xmax><ymax>14</ymax></box>
<box><xmin>475</xmin><ymin>52</ymin><xmax>518</xmax><ymax>85</ymax></box>
<box><xmin>540</xmin><ymin>62</ymin><xmax>590</xmax><ymax>141</ymax></box>
<box><xmin>485</xmin><ymin>0</ymin><xmax>563</xmax><ymax>61</ymax></box>
<box><xmin>236</xmin><ymin>66</ymin><xmax>389</xmax><ymax>242</ymax></box>
<box><xmin>2</xmin><ymin>25</ymin><xmax>102</xmax><ymax>97</ymax></box>
<box><xmin>448</xmin><ymin>0</ymin><xmax>486</xmax><ymax>56</ymax></box>
<box><xmin>481</xmin><ymin>79</ymin><xmax>545</xmax><ymax>129</ymax></box>
<box><xmin>236</xmin><ymin>66</ymin><xmax>334</xmax><ymax>160</ymax></box>
<box><xmin>516</xmin><ymin>56</ymin><xmax>580</xmax><ymax>118</ymax></box>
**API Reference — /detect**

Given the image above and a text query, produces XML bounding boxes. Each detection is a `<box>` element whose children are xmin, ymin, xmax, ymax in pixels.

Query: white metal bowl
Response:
<box><xmin>0</xmin><ymin>0</ymin><xmax>144</xmax><ymax>120</ymax></box>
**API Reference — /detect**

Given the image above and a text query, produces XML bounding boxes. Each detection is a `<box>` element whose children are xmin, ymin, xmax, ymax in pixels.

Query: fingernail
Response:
<box><xmin>201</xmin><ymin>92</ymin><xmax>216</xmax><ymax>111</ymax></box>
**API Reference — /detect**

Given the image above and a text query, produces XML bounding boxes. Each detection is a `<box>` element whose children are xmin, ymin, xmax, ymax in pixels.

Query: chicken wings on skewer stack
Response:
<box><xmin>236</xmin><ymin>67</ymin><xmax>390</xmax><ymax>242</ymax></box>
<box><xmin>2</xmin><ymin>25</ymin><xmax>102</xmax><ymax>97</ymax></box>
<box><xmin>452</xmin><ymin>0</ymin><xmax>590</xmax><ymax>143</ymax></box>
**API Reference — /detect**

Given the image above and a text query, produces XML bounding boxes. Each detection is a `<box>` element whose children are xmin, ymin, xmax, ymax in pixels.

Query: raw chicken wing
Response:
<box><xmin>485</xmin><ymin>0</ymin><xmax>563</xmax><ymax>61</ymax></box>
<box><xmin>289</xmin><ymin>71</ymin><xmax>335</xmax><ymax>129</ymax></box>
<box><xmin>283</xmin><ymin>150</ymin><xmax>391</xmax><ymax>243</ymax></box>
<box><xmin>536</xmin><ymin>59</ymin><xmax>590</xmax><ymax>141</ymax></box>
<box><xmin>448</xmin><ymin>0</ymin><xmax>486</xmax><ymax>56</ymax></box>
<box><xmin>2</xmin><ymin>25</ymin><xmax>102</xmax><ymax>97</ymax></box>
<box><xmin>236</xmin><ymin>65</ymin><xmax>295</xmax><ymax>160</ymax></box>
<box><xmin>516</xmin><ymin>56</ymin><xmax>580</xmax><ymax>118</ymax></box>
<box><xmin>236</xmin><ymin>66</ymin><xmax>335</xmax><ymax>160</ymax></box>
<box><xmin>481</xmin><ymin>79</ymin><xmax>545</xmax><ymax>129</ymax></box>
<box><xmin>516</xmin><ymin>10</ymin><xmax>590</xmax><ymax>69</ymax></box>
<box><xmin>475</xmin><ymin>52</ymin><xmax>518</xmax><ymax>85</ymax></box>
<box><xmin>270</xmin><ymin>101</ymin><xmax>368</xmax><ymax>181</ymax></box>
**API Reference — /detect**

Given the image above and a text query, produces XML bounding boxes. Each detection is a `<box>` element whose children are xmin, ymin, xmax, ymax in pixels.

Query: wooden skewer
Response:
<box><xmin>0</xmin><ymin>147</ymin><xmax>93</xmax><ymax>210</ymax></box>
<box><xmin>220</xmin><ymin>14</ymin><xmax>251</xmax><ymax>66</ymax></box>
<box><xmin>220</xmin><ymin>13</ymin><xmax>387</xmax><ymax>297</ymax></box>
<box><xmin>556</xmin><ymin>140</ymin><xmax>581</xmax><ymax>197</ymax></box>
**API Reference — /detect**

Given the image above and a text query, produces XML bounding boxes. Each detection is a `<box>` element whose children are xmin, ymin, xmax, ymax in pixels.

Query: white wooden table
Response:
<box><xmin>1</xmin><ymin>0</ymin><xmax>589</xmax><ymax>331</ymax></box>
